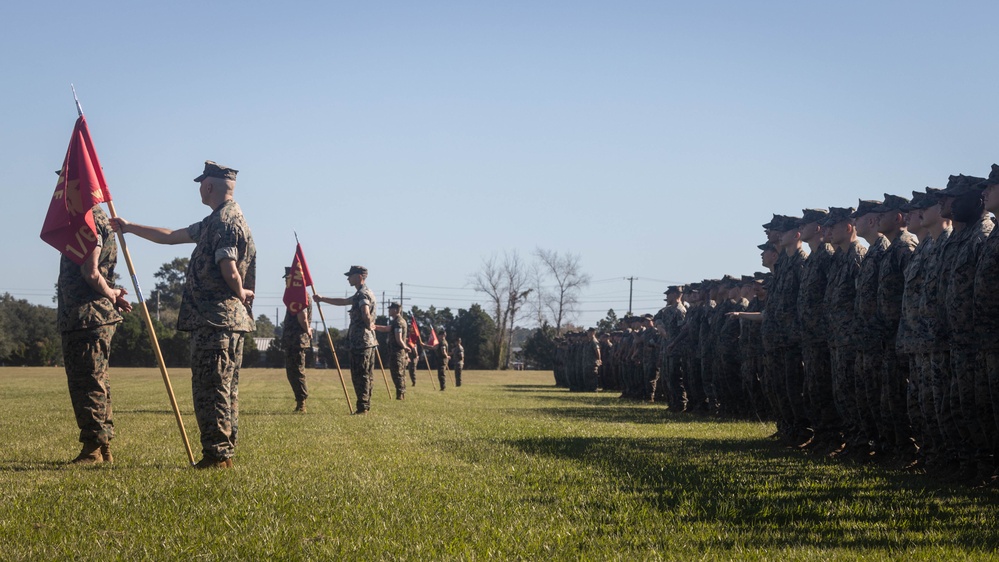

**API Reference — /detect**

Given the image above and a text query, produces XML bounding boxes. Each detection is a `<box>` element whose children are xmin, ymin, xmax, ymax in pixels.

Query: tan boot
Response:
<box><xmin>100</xmin><ymin>444</ymin><xmax>113</xmax><ymax>464</ymax></box>
<box><xmin>294</xmin><ymin>400</ymin><xmax>307</xmax><ymax>413</ymax></box>
<box><xmin>71</xmin><ymin>441</ymin><xmax>103</xmax><ymax>465</ymax></box>
<box><xmin>193</xmin><ymin>456</ymin><xmax>231</xmax><ymax>469</ymax></box>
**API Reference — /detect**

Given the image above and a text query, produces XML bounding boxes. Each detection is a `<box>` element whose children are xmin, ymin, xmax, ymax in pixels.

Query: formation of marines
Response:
<box><xmin>556</xmin><ymin>165</ymin><xmax>999</xmax><ymax>487</ymax></box>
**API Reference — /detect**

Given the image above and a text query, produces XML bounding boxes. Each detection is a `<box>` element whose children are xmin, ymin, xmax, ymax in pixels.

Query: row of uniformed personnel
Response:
<box><xmin>555</xmin><ymin>164</ymin><xmax>999</xmax><ymax>486</ymax></box>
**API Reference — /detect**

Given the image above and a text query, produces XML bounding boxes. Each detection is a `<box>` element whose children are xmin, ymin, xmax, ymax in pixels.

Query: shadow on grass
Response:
<box><xmin>507</xmin><ymin>434</ymin><xmax>999</xmax><ymax>551</ymax></box>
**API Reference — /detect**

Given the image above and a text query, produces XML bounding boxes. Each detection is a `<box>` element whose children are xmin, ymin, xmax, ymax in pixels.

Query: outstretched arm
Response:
<box><xmin>111</xmin><ymin>217</ymin><xmax>193</xmax><ymax>245</ymax></box>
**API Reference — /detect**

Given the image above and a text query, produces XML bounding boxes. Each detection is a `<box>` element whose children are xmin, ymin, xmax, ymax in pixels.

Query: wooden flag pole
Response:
<box><xmin>374</xmin><ymin>347</ymin><xmax>393</xmax><ymax>399</ymax></box>
<box><xmin>106</xmin><ymin>200</ymin><xmax>196</xmax><ymax>466</ymax></box>
<box><xmin>310</xmin><ymin>294</ymin><xmax>354</xmax><ymax>414</ymax></box>
<box><xmin>73</xmin><ymin>87</ymin><xmax>195</xmax><ymax>465</ymax></box>
<box><xmin>412</xmin><ymin>325</ymin><xmax>438</xmax><ymax>388</ymax></box>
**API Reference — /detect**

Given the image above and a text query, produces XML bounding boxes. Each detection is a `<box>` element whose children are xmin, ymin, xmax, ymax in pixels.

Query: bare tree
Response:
<box><xmin>533</xmin><ymin>248</ymin><xmax>591</xmax><ymax>334</ymax></box>
<box><xmin>470</xmin><ymin>250</ymin><xmax>531</xmax><ymax>369</ymax></box>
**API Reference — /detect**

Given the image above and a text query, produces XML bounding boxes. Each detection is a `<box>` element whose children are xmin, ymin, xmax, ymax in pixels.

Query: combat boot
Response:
<box><xmin>193</xmin><ymin>456</ymin><xmax>231</xmax><ymax>469</ymax></box>
<box><xmin>71</xmin><ymin>440</ymin><xmax>103</xmax><ymax>465</ymax></box>
<box><xmin>294</xmin><ymin>400</ymin><xmax>307</xmax><ymax>413</ymax></box>
<box><xmin>100</xmin><ymin>443</ymin><xmax>113</xmax><ymax>464</ymax></box>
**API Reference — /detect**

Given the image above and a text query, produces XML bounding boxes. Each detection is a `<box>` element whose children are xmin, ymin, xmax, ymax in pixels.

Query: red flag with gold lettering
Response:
<box><xmin>40</xmin><ymin>116</ymin><xmax>113</xmax><ymax>265</ymax></box>
<box><xmin>408</xmin><ymin>315</ymin><xmax>421</xmax><ymax>348</ymax></box>
<box><xmin>283</xmin><ymin>243</ymin><xmax>313</xmax><ymax>313</ymax></box>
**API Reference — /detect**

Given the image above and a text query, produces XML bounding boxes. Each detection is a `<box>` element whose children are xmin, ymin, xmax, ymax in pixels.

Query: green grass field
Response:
<box><xmin>1</xmin><ymin>366</ymin><xmax>998</xmax><ymax>561</ymax></box>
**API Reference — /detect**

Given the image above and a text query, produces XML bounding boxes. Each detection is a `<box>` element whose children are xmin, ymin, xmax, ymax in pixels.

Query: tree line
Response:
<box><xmin>1</xmin><ymin>246</ymin><xmax>593</xmax><ymax>370</ymax></box>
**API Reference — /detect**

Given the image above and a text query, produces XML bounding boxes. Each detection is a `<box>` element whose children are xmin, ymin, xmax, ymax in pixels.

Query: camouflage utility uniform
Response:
<box><xmin>388</xmin><ymin>314</ymin><xmax>409</xmax><ymax>399</ymax></box>
<box><xmin>348</xmin><ymin>284</ymin><xmax>378</xmax><ymax>411</ymax></box>
<box><xmin>282</xmin><ymin>296</ymin><xmax>312</xmax><ymax>407</ymax></box>
<box><xmin>57</xmin><ymin>206</ymin><xmax>123</xmax><ymax>449</ymax></box>
<box><xmin>179</xmin><ymin>199</ymin><xmax>256</xmax><ymax>462</ymax></box>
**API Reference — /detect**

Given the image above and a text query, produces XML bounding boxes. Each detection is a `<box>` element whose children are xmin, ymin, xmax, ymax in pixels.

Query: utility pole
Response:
<box><xmin>275</xmin><ymin>307</ymin><xmax>279</xmax><ymax>329</ymax></box>
<box><xmin>624</xmin><ymin>277</ymin><xmax>636</xmax><ymax>316</ymax></box>
<box><xmin>400</xmin><ymin>282</ymin><xmax>404</xmax><ymax>310</ymax></box>
<box><xmin>381</xmin><ymin>291</ymin><xmax>386</xmax><ymax>317</ymax></box>
<box><xmin>154</xmin><ymin>291</ymin><xmax>160</xmax><ymax>322</ymax></box>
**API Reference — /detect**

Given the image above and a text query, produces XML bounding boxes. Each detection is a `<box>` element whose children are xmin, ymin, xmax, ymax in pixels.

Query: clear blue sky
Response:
<box><xmin>4</xmin><ymin>1</ymin><xmax>999</xmax><ymax>330</ymax></box>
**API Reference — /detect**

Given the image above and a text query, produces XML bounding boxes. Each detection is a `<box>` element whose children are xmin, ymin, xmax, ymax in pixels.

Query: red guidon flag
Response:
<box><xmin>426</xmin><ymin>326</ymin><xmax>439</xmax><ymax>348</ymax></box>
<box><xmin>283</xmin><ymin>243</ymin><xmax>313</xmax><ymax>314</ymax></box>
<box><xmin>408</xmin><ymin>315</ymin><xmax>421</xmax><ymax>348</ymax></box>
<box><xmin>40</xmin><ymin>116</ymin><xmax>113</xmax><ymax>265</ymax></box>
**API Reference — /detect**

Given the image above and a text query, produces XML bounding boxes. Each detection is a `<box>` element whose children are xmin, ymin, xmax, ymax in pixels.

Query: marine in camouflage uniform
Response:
<box><xmin>716</xmin><ymin>277</ymin><xmax>748</xmax><ymax>416</ymax></box>
<box><xmin>739</xmin><ymin>274</ymin><xmax>769</xmax><ymax>420</ymax></box>
<box><xmin>975</xmin><ymin>165</ymin><xmax>999</xmax><ymax>481</ymax></box>
<box><xmin>281</xmin><ymin>270</ymin><xmax>313</xmax><ymax>412</ymax></box>
<box><xmin>895</xmin><ymin>192</ymin><xmax>936</xmax><ymax>465</ymax></box>
<box><xmin>822</xmin><ymin>207</ymin><xmax>867</xmax><ymax>454</ymax></box>
<box><xmin>873</xmin><ymin>194</ymin><xmax>919</xmax><ymax>460</ymax></box>
<box><xmin>655</xmin><ymin>285</ymin><xmax>687</xmax><ymax>411</ymax></box>
<box><xmin>435</xmin><ymin>329</ymin><xmax>450</xmax><ymax>391</ymax></box>
<box><xmin>796</xmin><ymin>209</ymin><xmax>839</xmax><ymax>446</ymax></box>
<box><xmin>453</xmin><ymin>338</ymin><xmax>465</xmax><ymax>387</ymax></box>
<box><xmin>375</xmin><ymin>302</ymin><xmax>411</xmax><ymax>399</ymax></box>
<box><xmin>58</xmin><ymin>205</ymin><xmax>130</xmax><ymax>464</ymax></box>
<box><xmin>639</xmin><ymin>315</ymin><xmax>660</xmax><ymax>401</ymax></box>
<box><xmin>583</xmin><ymin>328</ymin><xmax>601</xmax><ymax>392</ymax></box>
<box><xmin>918</xmin><ymin>190</ymin><xmax>957</xmax><ymax>471</ymax></box>
<box><xmin>939</xmin><ymin>176</ymin><xmax>994</xmax><ymax>478</ymax></box>
<box><xmin>114</xmin><ymin>161</ymin><xmax>256</xmax><ymax>468</ymax></box>
<box><xmin>317</xmin><ymin>265</ymin><xmax>378</xmax><ymax>412</ymax></box>
<box><xmin>852</xmin><ymin>201</ymin><xmax>890</xmax><ymax>454</ymax></box>
<box><xmin>769</xmin><ymin>216</ymin><xmax>809</xmax><ymax>444</ymax></box>
<box><xmin>681</xmin><ymin>286</ymin><xmax>707</xmax><ymax>412</ymax></box>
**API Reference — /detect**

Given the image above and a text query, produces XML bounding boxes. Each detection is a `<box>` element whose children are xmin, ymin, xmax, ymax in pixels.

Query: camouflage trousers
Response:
<box><xmin>643</xmin><ymin>355</ymin><xmax>659</xmax><ymax>401</ymax></box>
<box><xmin>772</xmin><ymin>346</ymin><xmax>807</xmax><ymax>436</ymax></box>
<box><xmin>740</xmin><ymin>355</ymin><xmax>766</xmax><ymax>420</ymax></box>
<box><xmin>854</xmin><ymin>348</ymin><xmax>883</xmax><ymax>446</ymax></box>
<box><xmin>980</xmin><ymin>352</ymin><xmax>999</xmax><ymax>453</ymax></box>
<box><xmin>802</xmin><ymin>342</ymin><xmax>839</xmax><ymax>436</ymax></box>
<box><xmin>351</xmin><ymin>347</ymin><xmax>376</xmax><ymax>412</ymax></box>
<box><xmin>950</xmin><ymin>348</ymin><xmax>990</xmax><ymax>461</ymax></box>
<box><xmin>190</xmin><ymin>328</ymin><xmax>243</xmax><ymax>461</ymax></box>
<box><xmin>454</xmin><ymin>361</ymin><xmax>463</xmax><ymax>387</ymax></box>
<box><xmin>880</xmin><ymin>347</ymin><xmax>913</xmax><ymax>451</ymax></box>
<box><xmin>437</xmin><ymin>364</ymin><xmax>447</xmax><ymax>390</ymax></box>
<box><xmin>931</xmin><ymin>350</ymin><xmax>966</xmax><ymax>459</ymax></box>
<box><xmin>285</xmin><ymin>346</ymin><xmax>309</xmax><ymax>403</ymax></box>
<box><xmin>830</xmin><ymin>346</ymin><xmax>863</xmax><ymax>445</ymax></box>
<box><xmin>663</xmin><ymin>353</ymin><xmax>686</xmax><ymax>411</ymax></box>
<box><xmin>914</xmin><ymin>352</ymin><xmax>946</xmax><ymax>460</ymax></box>
<box><xmin>408</xmin><ymin>355</ymin><xmax>418</xmax><ymax>385</ymax></box>
<box><xmin>582</xmin><ymin>364</ymin><xmax>598</xmax><ymax>392</ymax></box>
<box><xmin>760</xmin><ymin>352</ymin><xmax>786</xmax><ymax>431</ymax></box>
<box><xmin>62</xmin><ymin>324</ymin><xmax>117</xmax><ymax>445</ymax></box>
<box><xmin>714</xmin><ymin>351</ymin><xmax>742</xmax><ymax>415</ymax></box>
<box><xmin>388</xmin><ymin>349</ymin><xmax>408</xmax><ymax>399</ymax></box>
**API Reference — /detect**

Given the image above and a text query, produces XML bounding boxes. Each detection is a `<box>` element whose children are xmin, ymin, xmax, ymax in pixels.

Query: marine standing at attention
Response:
<box><xmin>112</xmin><ymin>160</ymin><xmax>255</xmax><ymax>469</ymax></box>
<box><xmin>58</xmin><ymin>204</ymin><xmax>132</xmax><ymax>464</ymax></box>
<box><xmin>314</xmin><ymin>266</ymin><xmax>378</xmax><ymax>414</ymax></box>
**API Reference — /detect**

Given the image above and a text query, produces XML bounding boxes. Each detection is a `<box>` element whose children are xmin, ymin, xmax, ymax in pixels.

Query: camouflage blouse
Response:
<box><xmin>798</xmin><ymin>243</ymin><xmax>835</xmax><ymax>344</ymax></box>
<box><xmin>348</xmin><ymin>283</ymin><xmax>377</xmax><ymax>349</ymax></box>
<box><xmin>974</xmin><ymin>222</ymin><xmax>999</xmax><ymax>351</ymax></box>
<box><xmin>824</xmin><ymin>241</ymin><xmax>865</xmax><ymax>348</ymax></box>
<box><xmin>388</xmin><ymin>314</ymin><xmax>408</xmax><ymax>353</ymax></box>
<box><xmin>944</xmin><ymin>217</ymin><xmax>993</xmax><ymax>348</ymax></box>
<box><xmin>57</xmin><ymin>206</ymin><xmax>123</xmax><ymax>333</ymax></box>
<box><xmin>282</xmin><ymin>296</ymin><xmax>312</xmax><ymax>348</ymax></box>
<box><xmin>177</xmin><ymin>200</ymin><xmax>256</xmax><ymax>333</ymax></box>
